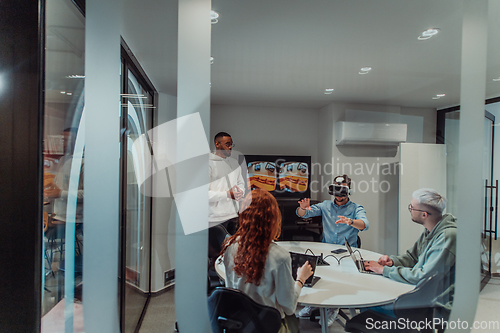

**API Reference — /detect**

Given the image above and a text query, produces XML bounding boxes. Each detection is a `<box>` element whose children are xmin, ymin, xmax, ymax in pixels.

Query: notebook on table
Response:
<box><xmin>344</xmin><ymin>237</ymin><xmax>376</xmax><ymax>274</ymax></box>
<box><xmin>289</xmin><ymin>252</ymin><xmax>321</xmax><ymax>287</ymax></box>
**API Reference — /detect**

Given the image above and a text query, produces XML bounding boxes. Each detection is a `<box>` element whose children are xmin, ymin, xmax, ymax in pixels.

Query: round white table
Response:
<box><xmin>215</xmin><ymin>241</ymin><xmax>415</xmax><ymax>333</ymax></box>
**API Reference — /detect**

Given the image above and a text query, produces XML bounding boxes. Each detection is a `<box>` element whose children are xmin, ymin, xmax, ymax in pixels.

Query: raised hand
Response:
<box><xmin>298</xmin><ymin>198</ymin><xmax>311</xmax><ymax>210</ymax></box>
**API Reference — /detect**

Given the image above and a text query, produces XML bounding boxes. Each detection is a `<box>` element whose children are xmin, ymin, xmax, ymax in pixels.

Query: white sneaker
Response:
<box><xmin>298</xmin><ymin>306</ymin><xmax>314</xmax><ymax>317</ymax></box>
<box><xmin>319</xmin><ymin>308</ymin><xmax>339</xmax><ymax>327</ymax></box>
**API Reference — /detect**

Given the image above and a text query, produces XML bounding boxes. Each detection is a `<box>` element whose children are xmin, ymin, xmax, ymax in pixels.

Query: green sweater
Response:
<box><xmin>383</xmin><ymin>213</ymin><xmax>457</xmax><ymax>317</ymax></box>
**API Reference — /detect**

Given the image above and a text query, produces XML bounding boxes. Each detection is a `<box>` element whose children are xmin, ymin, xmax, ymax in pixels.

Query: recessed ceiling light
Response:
<box><xmin>493</xmin><ymin>78</ymin><xmax>500</xmax><ymax>82</ymax></box>
<box><xmin>210</xmin><ymin>56</ymin><xmax>214</xmax><ymax>65</ymax></box>
<box><xmin>211</xmin><ymin>11</ymin><xmax>219</xmax><ymax>24</ymax></box>
<box><xmin>60</xmin><ymin>91</ymin><xmax>66</xmax><ymax>94</ymax></box>
<box><xmin>66</xmin><ymin>92</ymin><xmax>73</xmax><ymax>95</ymax></box>
<box><xmin>422</xmin><ymin>28</ymin><xmax>439</xmax><ymax>37</ymax></box>
<box><xmin>432</xmin><ymin>97</ymin><xmax>440</xmax><ymax>100</ymax></box>
<box><xmin>324</xmin><ymin>88</ymin><xmax>334</xmax><ymax>94</ymax></box>
<box><xmin>436</xmin><ymin>94</ymin><xmax>445</xmax><ymax>97</ymax></box>
<box><xmin>359</xmin><ymin>67</ymin><xmax>372</xmax><ymax>74</ymax></box>
<box><xmin>418</xmin><ymin>28</ymin><xmax>439</xmax><ymax>40</ymax></box>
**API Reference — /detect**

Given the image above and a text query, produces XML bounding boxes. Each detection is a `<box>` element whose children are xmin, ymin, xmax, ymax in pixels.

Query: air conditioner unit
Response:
<box><xmin>335</xmin><ymin>121</ymin><xmax>407</xmax><ymax>145</ymax></box>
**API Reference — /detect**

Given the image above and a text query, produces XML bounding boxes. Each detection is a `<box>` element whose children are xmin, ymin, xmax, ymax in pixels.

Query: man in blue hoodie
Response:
<box><xmin>365</xmin><ymin>188</ymin><xmax>456</xmax><ymax>319</ymax></box>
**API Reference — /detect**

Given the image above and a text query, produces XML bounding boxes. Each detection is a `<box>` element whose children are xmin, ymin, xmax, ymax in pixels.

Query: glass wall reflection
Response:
<box><xmin>42</xmin><ymin>0</ymin><xmax>85</xmax><ymax>331</ymax></box>
<box><xmin>122</xmin><ymin>66</ymin><xmax>154</xmax><ymax>332</ymax></box>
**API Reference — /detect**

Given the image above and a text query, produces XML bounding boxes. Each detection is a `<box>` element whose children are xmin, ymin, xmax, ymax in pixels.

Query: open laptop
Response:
<box><xmin>344</xmin><ymin>237</ymin><xmax>376</xmax><ymax>274</ymax></box>
<box><xmin>289</xmin><ymin>252</ymin><xmax>321</xmax><ymax>287</ymax></box>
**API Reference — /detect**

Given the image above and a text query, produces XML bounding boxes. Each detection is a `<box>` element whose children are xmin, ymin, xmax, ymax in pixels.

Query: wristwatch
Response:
<box><xmin>348</xmin><ymin>218</ymin><xmax>353</xmax><ymax>226</ymax></box>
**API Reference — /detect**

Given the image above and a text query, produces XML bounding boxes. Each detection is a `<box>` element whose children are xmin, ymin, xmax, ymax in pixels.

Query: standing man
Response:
<box><xmin>296</xmin><ymin>174</ymin><xmax>369</xmax><ymax>327</ymax></box>
<box><xmin>208</xmin><ymin>132</ymin><xmax>245</xmax><ymax>261</ymax></box>
<box><xmin>365</xmin><ymin>188</ymin><xmax>456</xmax><ymax>319</ymax></box>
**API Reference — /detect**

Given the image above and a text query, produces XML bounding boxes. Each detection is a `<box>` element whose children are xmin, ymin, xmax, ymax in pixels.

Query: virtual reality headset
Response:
<box><xmin>328</xmin><ymin>184</ymin><xmax>350</xmax><ymax>197</ymax></box>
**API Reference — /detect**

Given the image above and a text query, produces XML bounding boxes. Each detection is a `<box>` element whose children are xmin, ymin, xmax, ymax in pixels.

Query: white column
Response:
<box><xmin>175</xmin><ymin>0</ymin><xmax>212</xmax><ymax>331</ymax></box>
<box><xmin>451</xmin><ymin>0</ymin><xmax>488</xmax><ymax>329</ymax></box>
<box><xmin>83</xmin><ymin>0</ymin><xmax>121</xmax><ymax>331</ymax></box>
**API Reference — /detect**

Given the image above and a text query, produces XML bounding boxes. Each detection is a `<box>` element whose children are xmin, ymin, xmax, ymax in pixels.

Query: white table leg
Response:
<box><xmin>349</xmin><ymin>308</ymin><xmax>357</xmax><ymax>317</ymax></box>
<box><xmin>320</xmin><ymin>308</ymin><xmax>329</xmax><ymax>333</ymax></box>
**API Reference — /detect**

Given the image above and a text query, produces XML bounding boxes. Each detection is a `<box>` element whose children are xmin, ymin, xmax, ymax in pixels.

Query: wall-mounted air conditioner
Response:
<box><xmin>335</xmin><ymin>121</ymin><xmax>407</xmax><ymax>145</ymax></box>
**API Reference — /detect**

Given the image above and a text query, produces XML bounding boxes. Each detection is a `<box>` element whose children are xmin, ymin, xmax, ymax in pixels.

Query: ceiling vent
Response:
<box><xmin>335</xmin><ymin>121</ymin><xmax>407</xmax><ymax>145</ymax></box>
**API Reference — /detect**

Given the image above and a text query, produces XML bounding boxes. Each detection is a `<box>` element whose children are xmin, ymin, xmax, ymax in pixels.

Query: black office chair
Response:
<box><xmin>208</xmin><ymin>225</ymin><xmax>229</xmax><ymax>293</ymax></box>
<box><xmin>207</xmin><ymin>287</ymin><xmax>282</xmax><ymax>333</ymax></box>
<box><xmin>344</xmin><ymin>273</ymin><xmax>446</xmax><ymax>333</ymax></box>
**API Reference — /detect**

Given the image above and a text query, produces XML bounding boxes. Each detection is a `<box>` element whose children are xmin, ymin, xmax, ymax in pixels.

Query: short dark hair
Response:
<box><xmin>214</xmin><ymin>132</ymin><xmax>231</xmax><ymax>143</ymax></box>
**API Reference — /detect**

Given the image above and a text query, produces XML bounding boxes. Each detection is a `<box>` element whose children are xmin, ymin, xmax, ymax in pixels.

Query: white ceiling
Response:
<box><xmin>59</xmin><ymin>0</ymin><xmax>500</xmax><ymax>110</ymax></box>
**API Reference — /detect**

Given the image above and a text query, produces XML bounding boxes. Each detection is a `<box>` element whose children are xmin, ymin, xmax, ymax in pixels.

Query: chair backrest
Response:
<box><xmin>207</xmin><ymin>287</ymin><xmax>282</xmax><ymax>333</ymax></box>
<box><xmin>356</xmin><ymin>235</ymin><xmax>361</xmax><ymax>248</ymax></box>
<box><xmin>393</xmin><ymin>272</ymin><xmax>445</xmax><ymax>321</ymax></box>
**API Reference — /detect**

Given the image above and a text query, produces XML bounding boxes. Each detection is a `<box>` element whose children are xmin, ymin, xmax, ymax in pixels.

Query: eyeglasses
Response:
<box><xmin>408</xmin><ymin>203</ymin><xmax>431</xmax><ymax>215</ymax></box>
<box><xmin>217</xmin><ymin>141</ymin><xmax>235</xmax><ymax>148</ymax></box>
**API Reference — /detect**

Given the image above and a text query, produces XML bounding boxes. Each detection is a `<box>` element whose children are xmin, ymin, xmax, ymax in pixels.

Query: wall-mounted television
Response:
<box><xmin>242</xmin><ymin>155</ymin><xmax>311</xmax><ymax>199</ymax></box>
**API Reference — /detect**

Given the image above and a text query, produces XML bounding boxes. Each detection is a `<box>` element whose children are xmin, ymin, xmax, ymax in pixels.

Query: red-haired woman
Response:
<box><xmin>220</xmin><ymin>189</ymin><xmax>313</xmax><ymax>333</ymax></box>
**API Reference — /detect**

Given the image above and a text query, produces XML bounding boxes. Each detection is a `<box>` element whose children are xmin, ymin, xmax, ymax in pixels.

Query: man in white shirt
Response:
<box><xmin>208</xmin><ymin>132</ymin><xmax>245</xmax><ymax>260</ymax></box>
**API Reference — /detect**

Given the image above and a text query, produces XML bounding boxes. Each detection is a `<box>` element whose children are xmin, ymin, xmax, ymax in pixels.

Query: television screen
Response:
<box><xmin>243</xmin><ymin>155</ymin><xmax>312</xmax><ymax>199</ymax></box>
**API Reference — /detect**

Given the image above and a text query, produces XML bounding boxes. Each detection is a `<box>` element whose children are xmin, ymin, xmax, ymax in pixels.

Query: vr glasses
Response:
<box><xmin>328</xmin><ymin>184</ymin><xmax>350</xmax><ymax>197</ymax></box>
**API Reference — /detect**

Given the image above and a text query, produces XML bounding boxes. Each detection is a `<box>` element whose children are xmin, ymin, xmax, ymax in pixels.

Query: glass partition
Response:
<box><xmin>42</xmin><ymin>0</ymin><xmax>85</xmax><ymax>330</ymax></box>
<box><xmin>121</xmin><ymin>67</ymin><xmax>154</xmax><ymax>332</ymax></box>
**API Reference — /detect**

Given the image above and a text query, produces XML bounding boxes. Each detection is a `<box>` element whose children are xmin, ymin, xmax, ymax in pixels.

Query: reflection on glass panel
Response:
<box><xmin>445</xmin><ymin>111</ymin><xmax>460</xmax><ymax>217</ymax></box>
<box><xmin>42</xmin><ymin>0</ymin><xmax>85</xmax><ymax>331</ymax></box>
<box><xmin>123</xmin><ymin>69</ymin><xmax>153</xmax><ymax>332</ymax></box>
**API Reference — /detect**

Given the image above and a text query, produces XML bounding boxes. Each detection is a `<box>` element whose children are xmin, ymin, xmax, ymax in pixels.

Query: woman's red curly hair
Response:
<box><xmin>220</xmin><ymin>189</ymin><xmax>282</xmax><ymax>285</ymax></box>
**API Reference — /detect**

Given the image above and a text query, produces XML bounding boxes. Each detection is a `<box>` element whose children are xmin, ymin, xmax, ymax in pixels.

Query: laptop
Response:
<box><xmin>344</xmin><ymin>237</ymin><xmax>376</xmax><ymax>274</ymax></box>
<box><xmin>289</xmin><ymin>252</ymin><xmax>321</xmax><ymax>287</ymax></box>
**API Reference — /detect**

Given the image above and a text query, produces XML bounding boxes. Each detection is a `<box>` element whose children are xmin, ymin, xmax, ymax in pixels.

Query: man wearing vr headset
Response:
<box><xmin>296</xmin><ymin>174</ymin><xmax>369</xmax><ymax>247</ymax></box>
<box><xmin>296</xmin><ymin>174</ymin><xmax>369</xmax><ymax>326</ymax></box>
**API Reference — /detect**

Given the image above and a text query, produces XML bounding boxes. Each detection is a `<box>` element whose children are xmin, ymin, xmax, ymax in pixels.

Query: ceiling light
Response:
<box><xmin>66</xmin><ymin>92</ymin><xmax>73</xmax><ymax>95</ymax></box>
<box><xmin>66</xmin><ymin>75</ymin><xmax>85</xmax><ymax>79</ymax></box>
<box><xmin>324</xmin><ymin>88</ymin><xmax>334</xmax><ymax>94</ymax></box>
<box><xmin>359</xmin><ymin>67</ymin><xmax>372</xmax><ymax>74</ymax></box>
<box><xmin>432</xmin><ymin>97</ymin><xmax>440</xmax><ymax>100</ymax></box>
<box><xmin>210</xmin><ymin>56</ymin><xmax>214</xmax><ymax>65</ymax></box>
<box><xmin>493</xmin><ymin>78</ymin><xmax>500</xmax><ymax>81</ymax></box>
<box><xmin>211</xmin><ymin>11</ymin><xmax>219</xmax><ymax>24</ymax></box>
<box><xmin>418</xmin><ymin>28</ymin><xmax>439</xmax><ymax>40</ymax></box>
<box><xmin>436</xmin><ymin>94</ymin><xmax>445</xmax><ymax>97</ymax></box>
<box><xmin>60</xmin><ymin>91</ymin><xmax>66</xmax><ymax>94</ymax></box>
<box><xmin>422</xmin><ymin>28</ymin><xmax>439</xmax><ymax>37</ymax></box>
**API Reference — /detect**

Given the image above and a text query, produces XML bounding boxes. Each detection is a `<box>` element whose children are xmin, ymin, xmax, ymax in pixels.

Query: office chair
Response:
<box><xmin>344</xmin><ymin>273</ymin><xmax>446</xmax><ymax>333</ymax></box>
<box><xmin>208</xmin><ymin>225</ymin><xmax>229</xmax><ymax>293</ymax></box>
<box><xmin>207</xmin><ymin>287</ymin><xmax>282</xmax><ymax>333</ymax></box>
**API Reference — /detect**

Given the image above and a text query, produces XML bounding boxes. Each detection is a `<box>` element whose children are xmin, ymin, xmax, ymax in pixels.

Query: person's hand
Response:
<box><xmin>44</xmin><ymin>184</ymin><xmax>61</xmax><ymax>198</ymax></box>
<box><xmin>335</xmin><ymin>215</ymin><xmax>353</xmax><ymax>226</ymax></box>
<box><xmin>377</xmin><ymin>255</ymin><xmax>394</xmax><ymax>267</ymax></box>
<box><xmin>297</xmin><ymin>261</ymin><xmax>314</xmax><ymax>284</ymax></box>
<box><xmin>227</xmin><ymin>185</ymin><xmax>244</xmax><ymax>201</ymax></box>
<box><xmin>298</xmin><ymin>198</ymin><xmax>311</xmax><ymax>210</ymax></box>
<box><xmin>364</xmin><ymin>260</ymin><xmax>384</xmax><ymax>274</ymax></box>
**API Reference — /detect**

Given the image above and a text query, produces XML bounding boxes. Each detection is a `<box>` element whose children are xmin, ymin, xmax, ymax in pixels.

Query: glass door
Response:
<box><xmin>442</xmin><ymin>109</ymin><xmax>495</xmax><ymax>288</ymax></box>
<box><xmin>120</xmin><ymin>53</ymin><xmax>155</xmax><ymax>332</ymax></box>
